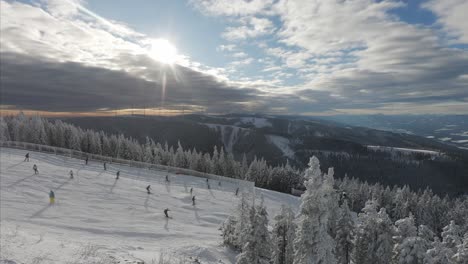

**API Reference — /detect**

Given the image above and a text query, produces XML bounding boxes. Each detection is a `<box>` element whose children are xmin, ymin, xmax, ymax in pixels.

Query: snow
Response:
<box><xmin>0</xmin><ymin>148</ymin><xmax>299</xmax><ymax>263</ymax></box>
<box><xmin>236</xmin><ymin>117</ymin><xmax>272</xmax><ymax>128</ymax></box>
<box><xmin>451</xmin><ymin>139</ymin><xmax>468</xmax><ymax>143</ymax></box>
<box><xmin>266</xmin><ymin>135</ymin><xmax>295</xmax><ymax>159</ymax></box>
<box><xmin>439</xmin><ymin>137</ymin><xmax>452</xmax><ymax>141</ymax></box>
<box><xmin>367</xmin><ymin>145</ymin><xmax>442</xmax><ymax>155</ymax></box>
<box><xmin>204</xmin><ymin>124</ymin><xmax>246</xmax><ymax>153</ymax></box>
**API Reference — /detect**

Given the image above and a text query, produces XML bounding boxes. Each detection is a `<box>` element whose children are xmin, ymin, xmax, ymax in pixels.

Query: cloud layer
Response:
<box><xmin>1</xmin><ymin>0</ymin><xmax>468</xmax><ymax>115</ymax></box>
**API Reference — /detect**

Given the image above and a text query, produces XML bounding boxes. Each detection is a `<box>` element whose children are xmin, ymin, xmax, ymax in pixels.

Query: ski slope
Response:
<box><xmin>0</xmin><ymin>148</ymin><xmax>299</xmax><ymax>263</ymax></box>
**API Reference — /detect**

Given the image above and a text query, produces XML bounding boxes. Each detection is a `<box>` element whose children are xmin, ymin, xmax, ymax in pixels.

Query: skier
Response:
<box><xmin>218</xmin><ymin>181</ymin><xmax>221</xmax><ymax>186</ymax></box>
<box><xmin>24</xmin><ymin>153</ymin><xmax>30</xmax><ymax>162</ymax></box>
<box><xmin>85</xmin><ymin>156</ymin><xmax>89</xmax><ymax>165</ymax></box>
<box><xmin>190</xmin><ymin>187</ymin><xmax>193</xmax><ymax>195</ymax></box>
<box><xmin>206</xmin><ymin>178</ymin><xmax>209</xmax><ymax>183</ymax></box>
<box><xmin>164</xmin><ymin>208</ymin><xmax>170</xmax><ymax>218</ymax></box>
<box><xmin>103</xmin><ymin>162</ymin><xmax>107</xmax><ymax>171</ymax></box>
<box><xmin>49</xmin><ymin>190</ymin><xmax>55</xmax><ymax>205</ymax></box>
<box><xmin>33</xmin><ymin>164</ymin><xmax>38</xmax><ymax>174</ymax></box>
<box><xmin>235</xmin><ymin>187</ymin><xmax>239</xmax><ymax>196</ymax></box>
<box><xmin>116</xmin><ymin>171</ymin><xmax>120</xmax><ymax>179</ymax></box>
<box><xmin>69</xmin><ymin>170</ymin><xmax>74</xmax><ymax>179</ymax></box>
<box><xmin>165</xmin><ymin>175</ymin><xmax>170</xmax><ymax>183</ymax></box>
<box><xmin>192</xmin><ymin>196</ymin><xmax>196</xmax><ymax>206</ymax></box>
<box><xmin>146</xmin><ymin>185</ymin><xmax>151</xmax><ymax>194</ymax></box>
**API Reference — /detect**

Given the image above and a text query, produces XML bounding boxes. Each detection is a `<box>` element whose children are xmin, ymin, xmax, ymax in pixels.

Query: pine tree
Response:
<box><xmin>442</xmin><ymin>221</ymin><xmax>461</xmax><ymax>254</ymax></box>
<box><xmin>221</xmin><ymin>193</ymin><xmax>251</xmax><ymax>250</ymax></box>
<box><xmin>452</xmin><ymin>233</ymin><xmax>468</xmax><ymax>264</ymax></box>
<box><xmin>293</xmin><ymin>156</ymin><xmax>337</xmax><ymax>264</ymax></box>
<box><xmin>272</xmin><ymin>205</ymin><xmax>296</xmax><ymax>264</ymax></box>
<box><xmin>352</xmin><ymin>200</ymin><xmax>393</xmax><ymax>264</ymax></box>
<box><xmin>335</xmin><ymin>200</ymin><xmax>354</xmax><ymax>264</ymax></box>
<box><xmin>425</xmin><ymin>237</ymin><xmax>454</xmax><ymax>264</ymax></box>
<box><xmin>236</xmin><ymin>198</ymin><xmax>271</xmax><ymax>264</ymax></box>
<box><xmin>0</xmin><ymin>117</ymin><xmax>10</xmax><ymax>141</ymax></box>
<box><xmin>392</xmin><ymin>214</ymin><xmax>426</xmax><ymax>264</ymax></box>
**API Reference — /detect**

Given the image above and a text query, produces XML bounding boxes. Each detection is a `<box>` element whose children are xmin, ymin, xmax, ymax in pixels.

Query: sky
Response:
<box><xmin>1</xmin><ymin>0</ymin><xmax>468</xmax><ymax>116</ymax></box>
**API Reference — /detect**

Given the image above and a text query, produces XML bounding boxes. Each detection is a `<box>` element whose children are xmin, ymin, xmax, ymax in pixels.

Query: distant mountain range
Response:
<box><xmin>62</xmin><ymin>114</ymin><xmax>468</xmax><ymax>195</ymax></box>
<box><xmin>313</xmin><ymin>114</ymin><xmax>468</xmax><ymax>150</ymax></box>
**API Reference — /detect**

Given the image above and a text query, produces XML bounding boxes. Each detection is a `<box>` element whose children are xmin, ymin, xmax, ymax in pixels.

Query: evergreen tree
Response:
<box><xmin>293</xmin><ymin>156</ymin><xmax>337</xmax><ymax>264</ymax></box>
<box><xmin>352</xmin><ymin>200</ymin><xmax>393</xmax><ymax>264</ymax></box>
<box><xmin>392</xmin><ymin>214</ymin><xmax>426</xmax><ymax>264</ymax></box>
<box><xmin>452</xmin><ymin>233</ymin><xmax>468</xmax><ymax>264</ymax></box>
<box><xmin>335</xmin><ymin>200</ymin><xmax>354</xmax><ymax>264</ymax></box>
<box><xmin>442</xmin><ymin>221</ymin><xmax>461</xmax><ymax>256</ymax></box>
<box><xmin>236</xmin><ymin>198</ymin><xmax>271</xmax><ymax>264</ymax></box>
<box><xmin>272</xmin><ymin>205</ymin><xmax>296</xmax><ymax>264</ymax></box>
<box><xmin>425</xmin><ymin>237</ymin><xmax>454</xmax><ymax>264</ymax></box>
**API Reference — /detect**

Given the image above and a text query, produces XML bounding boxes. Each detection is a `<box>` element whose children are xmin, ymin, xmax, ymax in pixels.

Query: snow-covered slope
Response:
<box><xmin>0</xmin><ymin>148</ymin><xmax>299</xmax><ymax>263</ymax></box>
<box><xmin>266</xmin><ymin>135</ymin><xmax>294</xmax><ymax>159</ymax></box>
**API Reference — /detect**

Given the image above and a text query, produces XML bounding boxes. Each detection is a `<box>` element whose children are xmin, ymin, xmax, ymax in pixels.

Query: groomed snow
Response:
<box><xmin>0</xmin><ymin>148</ymin><xmax>299</xmax><ymax>263</ymax></box>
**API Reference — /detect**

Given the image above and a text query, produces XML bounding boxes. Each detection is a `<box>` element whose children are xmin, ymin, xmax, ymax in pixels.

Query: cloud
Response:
<box><xmin>0</xmin><ymin>52</ymin><xmax>261</xmax><ymax>113</ymax></box>
<box><xmin>267</xmin><ymin>0</ymin><xmax>468</xmax><ymax>112</ymax></box>
<box><xmin>2</xmin><ymin>0</ymin><xmax>468</xmax><ymax>115</ymax></box>
<box><xmin>222</xmin><ymin>17</ymin><xmax>275</xmax><ymax>40</ymax></box>
<box><xmin>189</xmin><ymin>0</ymin><xmax>274</xmax><ymax>16</ymax></box>
<box><xmin>217</xmin><ymin>44</ymin><xmax>237</xmax><ymax>52</ymax></box>
<box><xmin>423</xmin><ymin>0</ymin><xmax>468</xmax><ymax>43</ymax></box>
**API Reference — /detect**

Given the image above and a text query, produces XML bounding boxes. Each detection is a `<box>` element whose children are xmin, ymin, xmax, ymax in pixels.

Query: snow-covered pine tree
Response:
<box><xmin>272</xmin><ymin>205</ymin><xmax>296</xmax><ymax>264</ymax></box>
<box><xmin>352</xmin><ymin>200</ymin><xmax>393</xmax><ymax>264</ymax></box>
<box><xmin>0</xmin><ymin>117</ymin><xmax>10</xmax><ymax>141</ymax></box>
<box><xmin>392</xmin><ymin>214</ymin><xmax>427</xmax><ymax>264</ymax></box>
<box><xmin>236</xmin><ymin>198</ymin><xmax>271</xmax><ymax>264</ymax></box>
<box><xmin>425</xmin><ymin>237</ymin><xmax>455</xmax><ymax>264</ymax></box>
<box><xmin>442</xmin><ymin>221</ymin><xmax>462</xmax><ymax>257</ymax></box>
<box><xmin>335</xmin><ymin>199</ymin><xmax>354</xmax><ymax>264</ymax></box>
<box><xmin>452</xmin><ymin>233</ymin><xmax>468</xmax><ymax>264</ymax></box>
<box><xmin>293</xmin><ymin>156</ymin><xmax>337</xmax><ymax>264</ymax></box>
<box><xmin>221</xmin><ymin>193</ymin><xmax>251</xmax><ymax>250</ymax></box>
<box><xmin>376</xmin><ymin>208</ymin><xmax>394</xmax><ymax>263</ymax></box>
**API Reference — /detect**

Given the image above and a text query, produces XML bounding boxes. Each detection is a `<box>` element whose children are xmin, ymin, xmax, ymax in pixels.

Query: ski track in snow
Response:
<box><xmin>0</xmin><ymin>148</ymin><xmax>299</xmax><ymax>263</ymax></box>
<box><xmin>204</xmin><ymin>123</ymin><xmax>246</xmax><ymax>153</ymax></box>
<box><xmin>266</xmin><ymin>135</ymin><xmax>295</xmax><ymax>159</ymax></box>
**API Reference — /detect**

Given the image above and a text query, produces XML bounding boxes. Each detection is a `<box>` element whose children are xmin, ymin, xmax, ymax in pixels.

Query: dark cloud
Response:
<box><xmin>0</xmin><ymin>52</ymin><xmax>262</xmax><ymax>113</ymax></box>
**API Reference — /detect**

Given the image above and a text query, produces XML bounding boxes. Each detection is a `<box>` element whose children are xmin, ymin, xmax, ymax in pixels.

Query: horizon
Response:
<box><xmin>1</xmin><ymin>0</ymin><xmax>468</xmax><ymax>115</ymax></box>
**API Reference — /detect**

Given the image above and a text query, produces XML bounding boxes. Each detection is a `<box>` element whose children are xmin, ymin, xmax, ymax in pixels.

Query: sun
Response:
<box><xmin>149</xmin><ymin>38</ymin><xmax>178</xmax><ymax>64</ymax></box>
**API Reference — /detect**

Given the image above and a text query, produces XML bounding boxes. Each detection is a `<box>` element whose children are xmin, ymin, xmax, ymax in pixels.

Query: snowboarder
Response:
<box><xmin>164</xmin><ymin>208</ymin><xmax>170</xmax><ymax>218</ymax></box>
<box><xmin>146</xmin><ymin>185</ymin><xmax>151</xmax><ymax>194</ymax></box>
<box><xmin>165</xmin><ymin>175</ymin><xmax>170</xmax><ymax>183</ymax></box>
<box><xmin>24</xmin><ymin>153</ymin><xmax>30</xmax><ymax>162</ymax></box>
<box><xmin>33</xmin><ymin>164</ymin><xmax>38</xmax><ymax>174</ymax></box>
<box><xmin>69</xmin><ymin>170</ymin><xmax>74</xmax><ymax>179</ymax></box>
<box><xmin>49</xmin><ymin>190</ymin><xmax>55</xmax><ymax>204</ymax></box>
<box><xmin>190</xmin><ymin>187</ymin><xmax>193</xmax><ymax>195</ymax></box>
<box><xmin>103</xmin><ymin>162</ymin><xmax>107</xmax><ymax>171</ymax></box>
<box><xmin>235</xmin><ymin>187</ymin><xmax>239</xmax><ymax>196</ymax></box>
<box><xmin>116</xmin><ymin>170</ymin><xmax>120</xmax><ymax>179</ymax></box>
<box><xmin>85</xmin><ymin>156</ymin><xmax>89</xmax><ymax>165</ymax></box>
<box><xmin>192</xmin><ymin>196</ymin><xmax>196</xmax><ymax>206</ymax></box>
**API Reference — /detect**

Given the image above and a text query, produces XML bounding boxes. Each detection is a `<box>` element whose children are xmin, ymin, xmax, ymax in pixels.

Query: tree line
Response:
<box><xmin>0</xmin><ymin>114</ymin><xmax>302</xmax><ymax>192</ymax></box>
<box><xmin>222</xmin><ymin>157</ymin><xmax>468</xmax><ymax>264</ymax></box>
<box><xmin>1</xmin><ymin>114</ymin><xmax>466</xmax><ymax>238</ymax></box>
